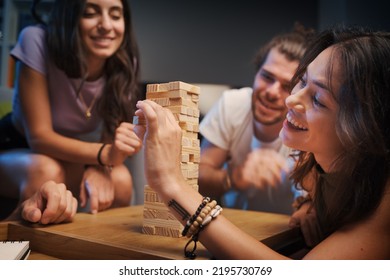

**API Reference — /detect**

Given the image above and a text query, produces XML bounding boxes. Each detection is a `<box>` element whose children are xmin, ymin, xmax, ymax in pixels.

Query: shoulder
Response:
<box><xmin>211</xmin><ymin>87</ymin><xmax>252</xmax><ymax>119</ymax></box>
<box><xmin>17</xmin><ymin>25</ymin><xmax>46</xmax><ymax>45</ymax></box>
<box><xmin>305</xmin><ymin>188</ymin><xmax>390</xmax><ymax>259</ymax></box>
<box><xmin>200</xmin><ymin>87</ymin><xmax>252</xmax><ymax>126</ymax></box>
<box><xmin>220</xmin><ymin>87</ymin><xmax>252</xmax><ymax>105</ymax></box>
<box><xmin>11</xmin><ymin>25</ymin><xmax>47</xmax><ymax>74</ymax></box>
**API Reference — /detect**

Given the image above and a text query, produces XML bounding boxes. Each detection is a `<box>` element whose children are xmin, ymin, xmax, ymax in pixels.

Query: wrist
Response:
<box><xmin>222</xmin><ymin>170</ymin><xmax>232</xmax><ymax>192</ymax></box>
<box><xmin>97</xmin><ymin>143</ymin><xmax>113</xmax><ymax>171</ymax></box>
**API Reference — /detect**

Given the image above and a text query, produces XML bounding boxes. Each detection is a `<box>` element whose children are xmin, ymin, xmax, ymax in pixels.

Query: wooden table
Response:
<box><xmin>0</xmin><ymin>206</ymin><xmax>302</xmax><ymax>260</ymax></box>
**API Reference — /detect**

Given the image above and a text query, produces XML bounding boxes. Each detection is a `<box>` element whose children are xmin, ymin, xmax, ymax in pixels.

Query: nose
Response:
<box><xmin>265</xmin><ymin>82</ymin><xmax>283</xmax><ymax>101</ymax></box>
<box><xmin>98</xmin><ymin>14</ymin><xmax>113</xmax><ymax>32</ymax></box>
<box><xmin>285</xmin><ymin>90</ymin><xmax>305</xmax><ymax>112</ymax></box>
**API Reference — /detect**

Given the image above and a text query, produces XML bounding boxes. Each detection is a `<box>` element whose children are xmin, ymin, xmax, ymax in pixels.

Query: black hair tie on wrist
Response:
<box><xmin>97</xmin><ymin>143</ymin><xmax>107</xmax><ymax>166</ymax></box>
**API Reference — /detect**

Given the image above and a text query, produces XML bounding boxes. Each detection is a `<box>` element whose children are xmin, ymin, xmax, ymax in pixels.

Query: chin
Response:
<box><xmin>280</xmin><ymin>128</ymin><xmax>298</xmax><ymax>149</ymax></box>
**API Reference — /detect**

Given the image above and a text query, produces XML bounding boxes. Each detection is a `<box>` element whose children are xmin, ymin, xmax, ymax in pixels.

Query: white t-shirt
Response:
<box><xmin>200</xmin><ymin>87</ymin><xmax>302</xmax><ymax>214</ymax></box>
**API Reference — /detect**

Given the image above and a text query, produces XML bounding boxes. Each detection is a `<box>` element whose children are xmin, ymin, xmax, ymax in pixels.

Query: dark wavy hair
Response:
<box><xmin>253</xmin><ymin>22</ymin><xmax>316</xmax><ymax>71</ymax></box>
<box><xmin>290</xmin><ymin>25</ymin><xmax>390</xmax><ymax>237</ymax></box>
<box><xmin>31</xmin><ymin>0</ymin><xmax>141</xmax><ymax>137</ymax></box>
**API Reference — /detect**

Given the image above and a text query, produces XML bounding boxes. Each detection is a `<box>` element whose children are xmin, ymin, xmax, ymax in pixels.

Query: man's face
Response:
<box><xmin>251</xmin><ymin>48</ymin><xmax>299</xmax><ymax>125</ymax></box>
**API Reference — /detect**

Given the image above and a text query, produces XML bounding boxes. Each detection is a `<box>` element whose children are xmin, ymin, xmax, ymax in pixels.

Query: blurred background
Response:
<box><xmin>1</xmin><ymin>0</ymin><xmax>389</xmax><ymax>89</ymax></box>
<box><xmin>0</xmin><ymin>0</ymin><xmax>389</xmax><ymax>207</ymax></box>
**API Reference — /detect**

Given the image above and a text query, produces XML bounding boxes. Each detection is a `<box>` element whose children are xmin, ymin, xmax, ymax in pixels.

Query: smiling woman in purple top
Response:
<box><xmin>0</xmin><ymin>0</ymin><xmax>142</xmax><ymax>223</ymax></box>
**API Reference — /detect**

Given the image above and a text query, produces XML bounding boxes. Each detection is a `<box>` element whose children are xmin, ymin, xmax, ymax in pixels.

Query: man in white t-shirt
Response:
<box><xmin>199</xmin><ymin>25</ymin><xmax>315</xmax><ymax>214</ymax></box>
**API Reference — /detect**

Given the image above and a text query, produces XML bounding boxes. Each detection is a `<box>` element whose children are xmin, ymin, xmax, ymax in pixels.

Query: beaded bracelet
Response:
<box><xmin>186</xmin><ymin>200</ymin><xmax>217</xmax><ymax>237</ymax></box>
<box><xmin>184</xmin><ymin>204</ymin><xmax>223</xmax><ymax>259</ymax></box>
<box><xmin>181</xmin><ymin>197</ymin><xmax>210</xmax><ymax>237</ymax></box>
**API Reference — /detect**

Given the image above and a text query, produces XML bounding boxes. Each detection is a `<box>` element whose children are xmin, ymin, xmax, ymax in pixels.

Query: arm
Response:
<box><xmin>198</xmin><ymin>140</ymin><xmax>230</xmax><ymax>198</ymax></box>
<box><xmin>231</xmin><ymin>148</ymin><xmax>289</xmax><ymax>191</ymax></box>
<box><xmin>289</xmin><ymin>200</ymin><xmax>323</xmax><ymax>248</ymax></box>
<box><xmin>17</xmin><ymin>63</ymin><xmax>141</xmax><ymax>166</ymax></box>
<box><xmin>135</xmin><ymin>100</ymin><xmax>390</xmax><ymax>260</ymax></box>
<box><xmin>134</xmin><ymin>100</ymin><xmax>288</xmax><ymax>259</ymax></box>
<box><xmin>199</xmin><ymin>139</ymin><xmax>289</xmax><ymax>199</ymax></box>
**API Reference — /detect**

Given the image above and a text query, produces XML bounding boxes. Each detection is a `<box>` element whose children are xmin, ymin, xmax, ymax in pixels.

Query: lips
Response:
<box><xmin>286</xmin><ymin>112</ymin><xmax>308</xmax><ymax>131</ymax></box>
<box><xmin>90</xmin><ymin>36</ymin><xmax>115</xmax><ymax>47</ymax></box>
<box><xmin>256</xmin><ymin>97</ymin><xmax>285</xmax><ymax>114</ymax></box>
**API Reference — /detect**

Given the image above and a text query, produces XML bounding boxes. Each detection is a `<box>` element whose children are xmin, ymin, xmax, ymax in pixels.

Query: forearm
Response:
<box><xmin>157</xmin><ymin>178</ymin><xmax>288</xmax><ymax>260</ymax></box>
<box><xmin>29</xmin><ymin>132</ymin><xmax>109</xmax><ymax>165</ymax></box>
<box><xmin>198</xmin><ymin>164</ymin><xmax>228</xmax><ymax>199</ymax></box>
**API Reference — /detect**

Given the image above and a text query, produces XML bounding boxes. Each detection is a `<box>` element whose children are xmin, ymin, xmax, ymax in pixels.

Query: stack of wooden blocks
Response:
<box><xmin>141</xmin><ymin>81</ymin><xmax>201</xmax><ymax>237</ymax></box>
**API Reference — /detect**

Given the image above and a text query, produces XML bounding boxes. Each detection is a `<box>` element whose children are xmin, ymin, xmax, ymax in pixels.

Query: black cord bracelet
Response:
<box><xmin>97</xmin><ymin>143</ymin><xmax>107</xmax><ymax>166</ymax></box>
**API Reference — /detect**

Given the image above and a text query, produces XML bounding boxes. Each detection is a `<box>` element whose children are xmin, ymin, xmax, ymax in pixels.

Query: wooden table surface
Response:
<box><xmin>0</xmin><ymin>205</ymin><xmax>301</xmax><ymax>260</ymax></box>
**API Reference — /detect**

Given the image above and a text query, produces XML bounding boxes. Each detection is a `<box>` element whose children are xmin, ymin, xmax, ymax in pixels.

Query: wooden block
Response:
<box><xmin>178</xmin><ymin>121</ymin><xmax>199</xmax><ymax>132</ymax></box>
<box><xmin>186</xmin><ymin>107</ymin><xmax>200</xmax><ymax>118</ymax></box>
<box><xmin>168</xmin><ymin>105</ymin><xmax>188</xmax><ymax>115</ymax></box>
<box><xmin>146</xmin><ymin>89</ymin><xmax>192</xmax><ymax>100</ymax></box>
<box><xmin>142</xmin><ymin>81</ymin><xmax>201</xmax><ymax>238</ymax></box>
<box><xmin>143</xmin><ymin>207</ymin><xmax>177</xmax><ymax>220</ymax></box>
<box><xmin>181</xmin><ymin>153</ymin><xmax>190</xmax><ymax>162</ymax></box>
<box><xmin>174</xmin><ymin>114</ymin><xmax>199</xmax><ymax>124</ymax></box>
<box><xmin>182</xmin><ymin>131</ymin><xmax>199</xmax><ymax>139</ymax></box>
<box><xmin>182</xmin><ymin>145</ymin><xmax>201</xmax><ymax>154</ymax></box>
<box><xmin>144</xmin><ymin>186</ymin><xmax>164</xmax><ymax>203</ymax></box>
<box><xmin>146</xmin><ymin>81</ymin><xmax>200</xmax><ymax>95</ymax></box>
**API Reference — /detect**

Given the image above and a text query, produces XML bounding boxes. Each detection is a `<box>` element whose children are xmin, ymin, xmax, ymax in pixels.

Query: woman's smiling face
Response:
<box><xmin>79</xmin><ymin>0</ymin><xmax>125</xmax><ymax>63</ymax></box>
<box><xmin>280</xmin><ymin>46</ymin><xmax>345</xmax><ymax>171</ymax></box>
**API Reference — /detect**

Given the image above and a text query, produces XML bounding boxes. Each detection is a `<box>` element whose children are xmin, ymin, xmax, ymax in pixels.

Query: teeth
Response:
<box><xmin>286</xmin><ymin>113</ymin><xmax>308</xmax><ymax>130</ymax></box>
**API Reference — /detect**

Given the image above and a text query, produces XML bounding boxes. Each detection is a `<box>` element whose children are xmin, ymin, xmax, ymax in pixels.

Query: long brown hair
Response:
<box><xmin>290</xmin><ymin>26</ymin><xmax>390</xmax><ymax>237</ymax></box>
<box><xmin>32</xmin><ymin>0</ymin><xmax>141</xmax><ymax>137</ymax></box>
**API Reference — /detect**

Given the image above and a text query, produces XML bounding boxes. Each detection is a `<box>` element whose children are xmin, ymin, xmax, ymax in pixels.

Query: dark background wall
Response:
<box><xmin>131</xmin><ymin>0</ymin><xmax>390</xmax><ymax>87</ymax></box>
<box><xmin>1</xmin><ymin>0</ymin><xmax>390</xmax><ymax>88</ymax></box>
<box><xmin>131</xmin><ymin>0</ymin><xmax>318</xmax><ymax>87</ymax></box>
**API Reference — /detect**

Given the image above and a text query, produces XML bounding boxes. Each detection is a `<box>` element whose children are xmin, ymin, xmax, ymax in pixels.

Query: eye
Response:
<box><xmin>313</xmin><ymin>94</ymin><xmax>325</xmax><ymax>108</ymax></box>
<box><xmin>83</xmin><ymin>6</ymin><xmax>98</xmax><ymax>18</ymax></box>
<box><xmin>110</xmin><ymin>9</ymin><xmax>123</xmax><ymax>20</ymax></box>
<box><xmin>299</xmin><ymin>77</ymin><xmax>307</xmax><ymax>89</ymax></box>
<box><xmin>259</xmin><ymin>71</ymin><xmax>274</xmax><ymax>83</ymax></box>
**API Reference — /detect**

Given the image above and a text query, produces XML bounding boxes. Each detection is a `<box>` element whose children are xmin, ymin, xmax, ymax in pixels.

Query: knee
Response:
<box><xmin>30</xmin><ymin>156</ymin><xmax>65</xmax><ymax>182</ymax></box>
<box><xmin>23</xmin><ymin>156</ymin><xmax>65</xmax><ymax>198</ymax></box>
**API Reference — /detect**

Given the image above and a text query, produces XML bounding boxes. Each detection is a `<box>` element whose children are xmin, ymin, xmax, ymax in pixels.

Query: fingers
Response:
<box><xmin>136</xmin><ymin>100</ymin><xmax>180</xmax><ymax>135</ymax></box>
<box><xmin>79</xmin><ymin>180</ymin><xmax>87</xmax><ymax>207</ymax></box>
<box><xmin>86</xmin><ymin>180</ymin><xmax>99</xmax><ymax>214</ymax></box>
<box><xmin>135</xmin><ymin>100</ymin><xmax>159</xmax><ymax>134</ymax></box>
<box><xmin>85</xmin><ymin>180</ymin><xmax>113</xmax><ymax>214</ymax></box>
<box><xmin>40</xmin><ymin>182</ymin><xmax>69</xmax><ymax>224</ymax></box>
<box><xmin>289</xmin><ymin>204</ymin><xmax>322</xmax><ymax>248</ymax></box>
<box><xmin>21</xmin><ymin>200</ymin><xmax>42</xmax><ymax>223</ymax></box>
<box><xmin>246</xmin><ymin>149</ymin><xmax>289</xmax><ymax>189</ymax></box>
<box><xmin>114</xmin><ymin>122</ymin><xmax>143</xmax><ymax>154</ymax></box>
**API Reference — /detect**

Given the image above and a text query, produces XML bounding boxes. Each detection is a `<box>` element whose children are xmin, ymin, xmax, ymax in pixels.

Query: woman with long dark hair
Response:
<box><xmin>135</xmin><ymin>26</ymin><xmax>390</xmax><ymax>259</ymax></box>
<box><xmin>0</xmin><ymin>0</ymin><xmax>142</xmax><ymax>222</ymax></box>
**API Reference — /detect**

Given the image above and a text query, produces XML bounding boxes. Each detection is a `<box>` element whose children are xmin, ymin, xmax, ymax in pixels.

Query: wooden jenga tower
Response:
<box><xmin>142</xmin><ymin>81</ymin><xmax>201</xmax><ymax>237</ymax></box>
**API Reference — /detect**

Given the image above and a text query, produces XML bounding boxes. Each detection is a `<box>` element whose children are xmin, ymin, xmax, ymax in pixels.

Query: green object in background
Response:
<box><xmin>0</xmin><ymin>102</ymin><xmax>12</xmax><ymax>118</ymax></box>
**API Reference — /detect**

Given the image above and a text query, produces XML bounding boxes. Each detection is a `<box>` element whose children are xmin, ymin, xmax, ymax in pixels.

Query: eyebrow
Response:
<box><xmin>261</xmin><ymin>69</ymin><xmax>291</xmax><ymax>87</ymax></box>
<box><xmin>304</xmin><ymin>69</ymin><xmax>332</xmax><ymax>92</ymax></box>
<box><xmin>313</xmin><ymin>80</ymin><xmax>331</xmax><ymax>92</ymax></box>
<box><xmin>85</xmin><ymin>2</ymin><xmax>123</xmax><ymax>11</ymax></box>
